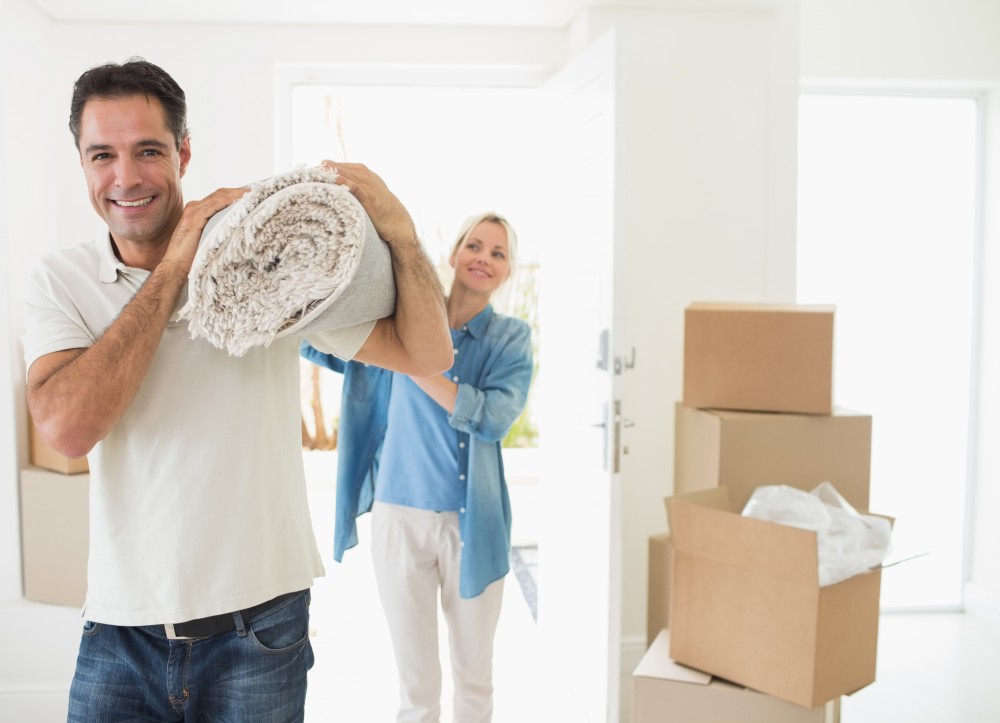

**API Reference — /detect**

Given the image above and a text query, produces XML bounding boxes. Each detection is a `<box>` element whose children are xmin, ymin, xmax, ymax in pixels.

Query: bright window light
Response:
<box><xmin>797</xmin><ymin>93</ymin><xmax>979</xmax><ymax>609</ymax></box>
<box><xmin>289</xmin><ymin>83</ymin><xmax>542</xmax><ymax>448</ymax></box>
<box><xmin>289</xmin><ymin>84</ymin><xmax>541</xmax><ymax>267</ymax></box>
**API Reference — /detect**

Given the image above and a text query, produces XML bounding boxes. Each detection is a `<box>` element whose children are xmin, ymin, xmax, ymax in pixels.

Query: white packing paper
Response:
<box><xmin>742</xmin><ymin>482</ymin><xmax>892</xmax><ymax>587</ymax></box>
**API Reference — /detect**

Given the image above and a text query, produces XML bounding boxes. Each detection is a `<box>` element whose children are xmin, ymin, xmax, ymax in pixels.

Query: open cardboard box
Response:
<box><xmin>647</xmin><ymin>533</ymin><xmax>674</xmax><ymax>645</ymax></box>
<box><xmin>633</xmin><ymin>629</ymin><xmax>841</xmax><ymax>723</ymax></box>
<box><xmin>665</xmin><ymin>486</ymin><xmax>887</xmax><ymax>709</ymax></box>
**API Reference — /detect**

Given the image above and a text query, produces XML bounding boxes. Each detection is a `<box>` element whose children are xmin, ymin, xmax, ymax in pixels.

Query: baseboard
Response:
<box><xmin>0</xmin><ymin>686</ymin><xmax>70</xmax><ymax>722</ymax></box>
<box><xmin>965</xmin><ymin>582</ymin><xmax>1000</xmax><ymax>633</ymax></box>
<box><xmin>620</xmin><ymin>632</ymin><xmax>648</xmax><ymax>676</ymax></box>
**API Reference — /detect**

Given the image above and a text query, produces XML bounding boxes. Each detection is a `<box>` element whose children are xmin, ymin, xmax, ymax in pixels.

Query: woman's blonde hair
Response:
<box><xmin>450</xmin><ymin>211</ymin><xmax>518</xmax><ymax>282</ymax></box>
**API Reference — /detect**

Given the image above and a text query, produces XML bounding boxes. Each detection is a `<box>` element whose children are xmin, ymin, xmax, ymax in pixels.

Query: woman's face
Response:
<box><xmin>450</xmin><ymin>221</ymin><xmax>511</xmax><ymax>295</ymax></box>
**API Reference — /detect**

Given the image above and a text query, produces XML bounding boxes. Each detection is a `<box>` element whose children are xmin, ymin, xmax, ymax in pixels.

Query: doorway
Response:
<box><xmin>280</xmin><ymin>45</ymin><xmax>625</xmax><ymax>720</ymax></box>
<box><xmin>282</xmin><ymin>70</ymin><xmax>547</xmax><ymax>668</ymax></box>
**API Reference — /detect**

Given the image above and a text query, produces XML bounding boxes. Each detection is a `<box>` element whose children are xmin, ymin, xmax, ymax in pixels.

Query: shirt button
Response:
<box><xmin>463</xmin><ymin>325</ymin><xmax>468</xmax><ymax>331</ymax></box>
<box><xmin>459</xmin><ymin>474</ymin><xmax>466</xmax><ymax>481</ymax></box>
<box><xmin>452</xmin><ymin>375</ymin><xmax>459</xmax><ymax>382</ymax></box>
<box><xmin>460</xmin><ymin>507</ymin><xmax>466</xmax><ymax>514</ymax></box>
<box><xmin>459</xmin><ymin>442</ymin><xmax>466</xmax><ymax>449</ymax></box>
<box><xmin>453</xmin><ymin>348</ymin><xmax>459</xmax><ymax>355</ymax></box>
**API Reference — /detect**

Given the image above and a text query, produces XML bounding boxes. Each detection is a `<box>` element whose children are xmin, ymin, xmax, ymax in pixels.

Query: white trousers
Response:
<box><xmin>371</xmin><ymin>501</ymin><xmax>505</xmax><ymax>723</ymax></box>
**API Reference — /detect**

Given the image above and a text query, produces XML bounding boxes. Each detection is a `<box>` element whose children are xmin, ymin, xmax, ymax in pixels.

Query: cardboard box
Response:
<box><xmin>647</xmin><ymin>533</ymin><xmax>673</xmax><ymax>645</ymax></box>
<box><xmin>666</xmin><ymin>487</ymin><xmax>883</xmax><ymax>709</ymax></box>
<box><xmin>683</xmin><ymin>302</ymin><xmax>835</xmax><ymax>414</ymax></box>
<box><xmin>633</xmin><ymin>630</ymin><xmax>841</xmax><ymax>723</ymax></box>
<box><xmin>29</xmin><ymin>418</ymin><xmax>88</xmax><ymax>474</ymax></box>
<box><xmin>20</xmin><ymin>467</ymin><xmax>89</xmax><ymax>606</ymax></box>
<box><xmin>674</xmin><ymin>403</ymin><xmax>872</xmax><ymax>512</ymax></box>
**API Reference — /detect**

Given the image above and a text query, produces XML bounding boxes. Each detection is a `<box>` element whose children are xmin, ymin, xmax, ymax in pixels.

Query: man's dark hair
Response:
<box><xmin>69</xmin><ymin>57</ymin><xmax>189</xmax><ymax>150</ymax></box>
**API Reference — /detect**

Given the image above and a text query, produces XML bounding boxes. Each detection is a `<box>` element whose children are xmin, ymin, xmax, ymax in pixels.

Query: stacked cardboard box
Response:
<box><xmin>22</xmin><ymin>412</ymin><xmax>89</xmax><ymax>606</ymax></box>
<box><xmin>634</xmin><ymin>630</ymin><xmax>841</xmax><ymax>723</ymax></box>
<box><xmin>636</xmin><ymin>302</ymin><xmax>885</xmax><ymax>717</ymax></box>
<box><xmin>20</xmin><ymin>467</ymin><xmax>89</xmax><ymax>606</ymax></box>
<box><xmin>681</xmin><ymin>302</ymin><xmax>835</xmax><ymax>415</ymax></box>
<box><xmin>29</xmin><ymin>416</ymin><xmax>88</xmax><ymax>474</ymax></box>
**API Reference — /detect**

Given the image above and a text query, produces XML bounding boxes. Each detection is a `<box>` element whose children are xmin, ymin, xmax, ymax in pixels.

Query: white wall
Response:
<box><xmin>0</xmin><ymin>5</ymin><xmax>81</xmax><ymax>713</ymax></box>
<box><xmin>801</xmin><ymin>0</ymin><xmax>1000</xmax><ymax>82</ymax></box>
<box><xmin>0</xmin><ymin>0</ymin><xmax>53</xmax><ymax>602</ymax></box>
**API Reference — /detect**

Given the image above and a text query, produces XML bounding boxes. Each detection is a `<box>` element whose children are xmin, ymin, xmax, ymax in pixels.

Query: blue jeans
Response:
<box><xmin>67</xmin><ymin>590</ymin><xmax>314</xmax><ymax>722</ymax></box>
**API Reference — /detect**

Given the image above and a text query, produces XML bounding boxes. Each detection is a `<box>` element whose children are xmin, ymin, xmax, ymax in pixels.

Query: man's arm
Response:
<box><xmin>324</xmin><ymin>162</ymin><xmax>452</xmax><ymax>376</ymax></box>
<box><xmin>408</xmin><ymin>375</ymin><xmax>458</xmax><ymax>413</ymax></box>
<box><xmin>27</xmin><ymin>187</ymin><xmax>246</xmax><ymax>458</ymax></box>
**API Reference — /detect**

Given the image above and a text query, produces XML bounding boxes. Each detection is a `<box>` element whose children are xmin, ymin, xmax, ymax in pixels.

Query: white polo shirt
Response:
<box><xmin>22</xmin><ymin>235</ymin><xmax>373</xmax><ymax>626</ymax></box>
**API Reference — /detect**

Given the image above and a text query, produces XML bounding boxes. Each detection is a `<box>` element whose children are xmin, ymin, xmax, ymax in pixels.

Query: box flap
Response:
<box><xmin>699</xmin><ymin>405</ymin><xmax>868</xmax><ymax>420</ymax></box>
<box><xmin>665</xmin><ymin>486</ymin><xmax>731</xmax><ymax>526</ymax></box>
<box><xmin>633</xmin><ymin>630</ymin><xmax>712</xmax><ymax>685</ymax></box>
<box><xmin>667</xmin><ymin>487</ymin><xmax>820</xmax><ymax>585</ymax></box>
<box><xmin>686</xmin><ymin>301</ymin><xmax>835</xmax><ymax>314</ymax></box>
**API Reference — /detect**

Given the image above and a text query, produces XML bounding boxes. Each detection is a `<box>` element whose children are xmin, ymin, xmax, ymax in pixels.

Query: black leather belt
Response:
<box><xmin>164</xmin><ymin>590</ymin><xmax>302</xmax><ymax>640</ymax></box>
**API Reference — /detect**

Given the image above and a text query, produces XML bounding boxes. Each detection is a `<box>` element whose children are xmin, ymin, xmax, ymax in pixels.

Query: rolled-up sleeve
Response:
<box><xmin>448</xmin><ymin>320</ymin><xmax>533</xmax><ymax>443</ymax></box>
<box><xmin>302</xmin><ymin>319</ymin><xmax>376</xmax><ymax>363</ymax></box>
<box><xmin>300</xmin><ymin>338</ymin><xmax>348</xmax><ymax>374</ymax></box>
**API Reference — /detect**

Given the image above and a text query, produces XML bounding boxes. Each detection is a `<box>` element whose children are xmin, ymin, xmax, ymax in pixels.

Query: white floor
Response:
<box><xmin>303</xmin><ymin>484</ymin><xmax>564</xmax><ymax>723</ymax></box>
<box><xmin>837</xmin><ymin>608</ymin><xmax>1000</xmax><ymax>723</ymax></box>
<box><xmin>4</xmin><ymin>476</ymin><xmax>1000</xmax><ymax>721</ymax></box>
<box><xmin>303</xmin><ymin>479</ymin><xmax>1000</xmax><ymax>722</ymax></box>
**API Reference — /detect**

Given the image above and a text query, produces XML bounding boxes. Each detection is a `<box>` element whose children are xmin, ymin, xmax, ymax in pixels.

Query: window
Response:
<box><xmin>797</xmin><ymin>93</ymin><xmax>980</xmax><ymax>608</ymax></box>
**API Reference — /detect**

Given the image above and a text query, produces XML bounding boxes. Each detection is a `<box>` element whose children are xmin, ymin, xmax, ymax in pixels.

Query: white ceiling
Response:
<box><xmin>26</xmin><ymin>0</ymin><xmax>792</xmax><ymax>28</ymax></box>
<box><xmin>27</xmin><ymin>0</ymin><xmax>586</xmax><ymax>28</ymax></box>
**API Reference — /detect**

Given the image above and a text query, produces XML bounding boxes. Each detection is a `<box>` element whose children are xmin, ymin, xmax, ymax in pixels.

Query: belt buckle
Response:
<box><xmin>164</xmin><ymin>623</ymin><xmax>192</xmax><ymax>640</ymax></box>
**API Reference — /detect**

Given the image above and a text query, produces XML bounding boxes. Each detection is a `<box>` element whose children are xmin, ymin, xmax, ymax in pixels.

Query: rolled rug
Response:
<box><xmin>181</xmin><ymin>166</ymin><xmax>396</xmax><ymax>356</ymax></box>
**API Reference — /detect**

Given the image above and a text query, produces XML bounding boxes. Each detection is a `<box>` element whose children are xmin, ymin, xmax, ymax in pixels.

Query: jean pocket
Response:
<box><xmin>247</xmin><ymin>592</ymin><xmax>310</xmax><ymax>655</ymax></box>
<box><xmin>81</xmin><ymin>620</ymin><xmax>101</xmax><ymax>637</ymax></box>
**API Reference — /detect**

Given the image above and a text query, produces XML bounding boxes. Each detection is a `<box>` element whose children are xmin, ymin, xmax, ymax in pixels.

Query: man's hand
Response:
<box><xmin>161</xmin><ymin>186</ymin><xmax>248</xmax><ymax>275</ymax></box>
<box><xmin>320</xmin><ymin>161</ymin><xmax>417</xmax><ymax>247</ymax></box>
<box><xmin>316</xmin><ymin>161</ymin><xmax>452</xmax><ymax>377</ymax></box>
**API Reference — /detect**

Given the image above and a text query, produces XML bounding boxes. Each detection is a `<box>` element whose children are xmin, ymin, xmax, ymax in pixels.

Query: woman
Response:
<box><xmin>301</xmin><ymin>211</ymin><xmax>534</xmax><ymax>723</ymax></box>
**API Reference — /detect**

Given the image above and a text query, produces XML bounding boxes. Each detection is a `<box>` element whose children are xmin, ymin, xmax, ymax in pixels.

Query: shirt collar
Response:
<box><xmin>462</xmin><ymin>304</ymin><xmax>494</xmax><ymax>339</ymax></box>
<box><xmin>96</xmin><ymin>233</ymin><xmax>127</xmax><ymax>284</ymax></box>
<box><xmin>96</xmin><ymin>232</ymin><xmax>185</xmax><ymax>322</ymax></box>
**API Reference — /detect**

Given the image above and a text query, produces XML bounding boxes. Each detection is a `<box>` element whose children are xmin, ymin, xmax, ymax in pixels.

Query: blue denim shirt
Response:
<box><xmin>300</xmin><ymin>305</ymin><xmax>534</xmax><ymax>598</ymax></box>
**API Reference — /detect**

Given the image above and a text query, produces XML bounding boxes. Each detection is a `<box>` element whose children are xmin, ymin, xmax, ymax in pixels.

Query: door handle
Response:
<box><xmin>592</xmin><ymin>404</ymin><xmax>628</xmax><ymax>471</ymax></box>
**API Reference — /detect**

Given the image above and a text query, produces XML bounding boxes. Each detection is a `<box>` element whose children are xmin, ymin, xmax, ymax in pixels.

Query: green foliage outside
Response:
<box><xmin>502</xmin><ymin>261</ymin><xmax>539</xmax><ymax>448</ymax></box>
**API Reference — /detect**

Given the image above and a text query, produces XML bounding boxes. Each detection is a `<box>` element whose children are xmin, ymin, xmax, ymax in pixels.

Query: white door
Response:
<box><xmin>536</xmin><ymin>29</ymin><xmax>625</xmax><ymax>723</ymax></box>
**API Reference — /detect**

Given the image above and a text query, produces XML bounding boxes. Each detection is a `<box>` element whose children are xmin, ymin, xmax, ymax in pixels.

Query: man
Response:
<box><xmin>22</xmin><ymin>57</ymin><xmax>451</xmax><ymax>721</ymax></box>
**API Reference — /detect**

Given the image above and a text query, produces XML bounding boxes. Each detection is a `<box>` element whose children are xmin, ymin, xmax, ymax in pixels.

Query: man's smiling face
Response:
<box><xmin>78</xmin><ymin>94</ymin><xmax>190</xmax><ymax>253</ymax></box>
